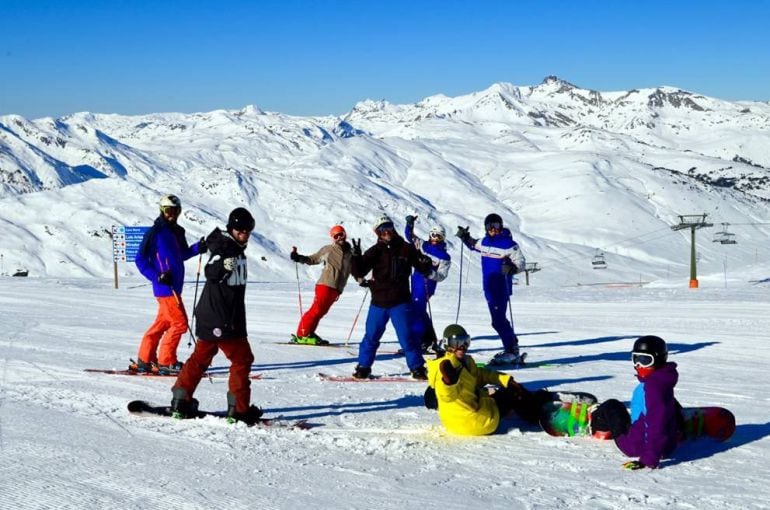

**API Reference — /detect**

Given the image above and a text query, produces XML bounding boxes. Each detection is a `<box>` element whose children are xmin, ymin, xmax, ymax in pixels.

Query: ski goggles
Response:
<box><xmin>485</xmin><ymin>222</ymin><xmax>502</xmax><ymax>231</ymax></box>
<box><xmin>445</xmin><ymin>333</ymin><xmax>471</xmax><ymax>350</ymax></box>
<box><xmin>429</xmin><ymin>232</ymin><xmax>444</xmax><ymax>241</ymax></box>
<box><xmin>333</xmin><ymin>232</ymin><xmax>346</xmax><ymax>240</ymax></box>
<box><xmin>632</xmin><ymin>352</ymin><xmax>655</xmax><ymax>368</ymax></box>
<box><xmin>376</xmin><ymin>224</ymin><xmax>395</xmax><ymax>235</ymax></box>
<box><xmin>161</xmin><ymin>205</ymin><xmax>181</xmax><ymax>215</ymax></box>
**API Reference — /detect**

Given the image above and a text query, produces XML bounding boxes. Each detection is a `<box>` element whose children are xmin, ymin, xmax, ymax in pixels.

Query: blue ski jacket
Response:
<box><xmin>462</xmin><ymin>228</ymin><xmax>525</xmax><ymax>301</ymax></box>
<box><xmin>135</xmin><ymin>215</ymin><xmax>202</xmax><ymax>297</ymax></box>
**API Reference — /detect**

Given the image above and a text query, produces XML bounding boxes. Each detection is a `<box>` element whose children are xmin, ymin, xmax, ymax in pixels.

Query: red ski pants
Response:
<box><xmin>138</xmin><ymin>295</ymin><xmax>188</xmax><ymax>365</ymax></box>
<box><xmin>296</xmin><ymin>284</ymin><xmax>341</xmax><ymax>337</ymax></box>
<box><xmin>173</xmin><ymin>338</ymin><xmax>255</xmax><ymax>413</ymax></box>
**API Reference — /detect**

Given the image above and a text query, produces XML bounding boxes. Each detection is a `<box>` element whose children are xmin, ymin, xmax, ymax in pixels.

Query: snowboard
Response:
<box><xmin>126</xmin><ymin>400</ymin><xmax>310</xmax><ymax>429</ymax></box>
<box><xmin>539</xmin><ymin>401</ymin><xmax>736</xmax><ymax>442</ymax></box>
<box><xmin>317</xmin><ymin>372</ymin><xmax>423</xmax><ymax>383</ymax></box>
<box><xmin>85</xmin><ymin>368</ymin><xmax>263</xmax><ymax>380</ymax></box>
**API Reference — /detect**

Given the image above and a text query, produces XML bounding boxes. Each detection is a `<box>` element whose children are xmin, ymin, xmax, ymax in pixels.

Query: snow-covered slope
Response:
<box><xmin>1</xmin><ymin>77</ymin><xmax>769</xmax><ymax>286</ymax></box>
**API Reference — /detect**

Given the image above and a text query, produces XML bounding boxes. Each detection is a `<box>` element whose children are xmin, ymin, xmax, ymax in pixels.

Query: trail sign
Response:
<box><xmin>112</xmin><ymin>225</ymin><xmax>150</xmax><ymax>288</ymax></box>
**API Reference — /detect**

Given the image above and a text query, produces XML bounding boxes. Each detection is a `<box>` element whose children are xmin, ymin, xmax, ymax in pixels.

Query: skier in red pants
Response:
<box><xmin>289</xmin><ymin>225</ymin><xmax>354</xmax><ymax>345</ymax></box>
<box><xmin>171</xmin><ymin>207</ymin><xmax>262</xmax><ymax>425</ymax></box>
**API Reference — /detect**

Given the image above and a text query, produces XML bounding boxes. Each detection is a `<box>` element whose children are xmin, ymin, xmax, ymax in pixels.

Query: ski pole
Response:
<box><xmin>157</xmin><ymin>253</ymin><xmax>196</xmax><ymax>346</ymax></box>
<box><xmin>346</xmin><ymin>288</ymin><xmax>369</xmax><ymax>347</ymax></box>
<box><xmin>187</xmin><ymin>249</ymin><xmax>204</xmax><ymax>347</ymax></box>
<box><xmin>295</xmin><ymin>259</ymin><xmax>304</xmax><ymax>320</ymax></box>
<box><xmin>455</xmin><ymin>242</ymin><xmax>464</xmax><ymax>323</ymax></box>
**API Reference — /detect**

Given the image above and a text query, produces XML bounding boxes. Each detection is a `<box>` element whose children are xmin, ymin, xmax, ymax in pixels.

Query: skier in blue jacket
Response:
<box><xmin>457</xmin><ymin>213</ymin><xmax>525</xmax><ymax>364</ymax></box>
<box><xmin>132</xmin><ymin>194</ymin><xmax>205</xmax><ymax>374</ymax></box>
<box><xmin>404</xmin><ymin>215</ymin><xmax>451</xmax><ymax>354</ymax></box>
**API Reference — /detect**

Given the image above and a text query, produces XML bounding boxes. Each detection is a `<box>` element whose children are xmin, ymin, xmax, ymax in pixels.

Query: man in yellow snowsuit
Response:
<box><xmin>426</xmin><ymin>324</ymin><xmax>537</xmax><ymax>436</ymax></box>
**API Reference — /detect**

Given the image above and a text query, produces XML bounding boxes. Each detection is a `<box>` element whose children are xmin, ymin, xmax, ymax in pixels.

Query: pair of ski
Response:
<box><xmin>84</xmin><ymin>367</ymin><xmax>263</xmax><ymax>380</ymax></box>
<box><xmin>126</xmin><ymin>400</ymin><xmax>311</xmax><ymax>429</ymax></box>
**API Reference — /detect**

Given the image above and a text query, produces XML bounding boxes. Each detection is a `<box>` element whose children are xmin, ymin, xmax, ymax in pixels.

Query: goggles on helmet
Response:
<box><xmin>161</xmin><ymin>205</ymin><xmax>181</xmax><ymax>215</ymax></box>
<box><xmin>445</xmin><ymin>332</ymin><xmax>471</xmax><ymax>350</ymax></box>
<box><xmin>632</xmin><ymin>352</ymin><xmax>655</xmax><ymax>368</ymax></box>
<box><xmin>430</xmin><ymin>232</ymin><xmax>444</xmax><ymax>241</ymax></box>
<box><xmin>333</xmin><ymin>232</ymin><xmax>346</xmax><ymax>240</ymax></box>
<box><xmin>485</xmin><ymin>222</ymin><xmax>502</xmax><ymax>231</ymax></box>
<box><xmin>376</xmin><ymin>223</ymin><xmax>395</xmax><ymax>235</ymax></box>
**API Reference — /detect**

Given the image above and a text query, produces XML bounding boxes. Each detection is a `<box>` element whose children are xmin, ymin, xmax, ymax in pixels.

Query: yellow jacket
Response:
<box><xmin>427</xmin><ymin>352</ymin><xmax>513</xmax><ymax>436</ymax></box>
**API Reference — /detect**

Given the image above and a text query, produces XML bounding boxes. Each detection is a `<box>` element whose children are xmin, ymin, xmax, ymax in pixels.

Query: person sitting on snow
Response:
<box><xmin>425</xmin><ymin>324</ymin><xmax>549</xmax><ymax>435</ymax></box>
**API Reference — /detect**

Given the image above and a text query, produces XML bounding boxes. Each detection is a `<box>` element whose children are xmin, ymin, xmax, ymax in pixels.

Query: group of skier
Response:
<box><xmin>130</xmin><ymin>193</ymin><xmax>682</xmax><ymax>470</ymax></box>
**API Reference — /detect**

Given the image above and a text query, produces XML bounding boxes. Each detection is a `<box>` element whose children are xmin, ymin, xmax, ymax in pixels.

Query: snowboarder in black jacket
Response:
<box><xmin>170</xmin><ymin>207</ymin><xmax>263</xmax><ymax>424</ymax></box>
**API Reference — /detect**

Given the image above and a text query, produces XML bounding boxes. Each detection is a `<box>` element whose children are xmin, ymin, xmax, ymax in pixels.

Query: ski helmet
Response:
<box><xmin>631</xmin><ymin>335</ymin><xmax>667</xmax><ymax>368</ymax></box>
<box><xmin>329</xmin><ymin>225</ymin><xmax>346</xmax><ymax>239</ymax></box>
<box><xmin>227</xmin><ymin>207</ymin><xmax>255</xmax><ymax>232</ymax></box>
<box><xmin>484</xmin><ymin>213</ymin><xmax>503</xmax><ymax>230</ymax></box>
<box><xmin>159</xmin><ymin>194</ymin><xmax>181</xmax><ymax>211</ymax></box>
<box><xmin>429</xmin><ymin>225</ymin><xmax>446</xmax><ymax>241</ymax></box>
<box><xmin>442</xmin><ymin>324</ymin><xmax>471</xmax><ymax>350</ymax></box>
<box><xmin>372</xmin><ymin>215</ymin><xmax>394</xmax><ymax>232</ymax></box>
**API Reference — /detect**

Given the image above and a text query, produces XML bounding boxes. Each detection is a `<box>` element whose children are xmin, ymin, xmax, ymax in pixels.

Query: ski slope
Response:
<box><xmin>2</xmin><ymin>276</ymin><xmax>768</xmax><ymax>509</ymax></box>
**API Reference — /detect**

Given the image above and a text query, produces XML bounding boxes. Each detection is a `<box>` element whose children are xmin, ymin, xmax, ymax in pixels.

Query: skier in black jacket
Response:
<box><xmin>350</xmin><ymin>215</ymin><xmax>434</xmax><ymax>380</ymax></box>
<box><xmin>170</xmin><ymin>207</ymin><xmax>263</xmax><ymax>424</ymax></box>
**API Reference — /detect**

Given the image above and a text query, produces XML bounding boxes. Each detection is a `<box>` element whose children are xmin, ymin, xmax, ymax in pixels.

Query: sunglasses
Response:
<box><xmin>430</xmin><ymin>233</ymin><xmax>444</xmax><ymax>240</ymax></box>
<box><xmin>161</xmin><ymin>206</ymin><xmax>181</xmax><ymax>215</ymax></box>
<box><xmin>333</xmin><ymin>232</ymin><xmax>346</xmax><ymax>239</ymax></box>
<box><xmin>632</xmin><ymin>352</ymin><xmax>655</xmax><ymax>368</ymax></box>
<box><xmin>376</xmin><ymin>227</ymin><xmax>395</xmax><ymax>235</ymax></box>
<box><xmin>485</xmin><ymin>222</ymin><xmax>502</xmax><ymax>231</ymax></box>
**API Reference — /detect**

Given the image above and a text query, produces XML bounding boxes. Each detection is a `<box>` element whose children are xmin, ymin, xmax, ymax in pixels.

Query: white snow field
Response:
<box><xmin>2</xmin><ymin>276</ymin><xmax>768</xmax><ymax>509</ymax></box>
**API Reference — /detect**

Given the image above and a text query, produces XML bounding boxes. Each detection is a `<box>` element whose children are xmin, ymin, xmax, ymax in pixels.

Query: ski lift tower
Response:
<box><xmin>671</xmin><ymin>214</ymin><xmax>713</xmax><ymax>288</ymax></box>
<box><xmin>523</xmin><ymin>262</ymin><xmax>541</xmax><ymax>286</ymax></box>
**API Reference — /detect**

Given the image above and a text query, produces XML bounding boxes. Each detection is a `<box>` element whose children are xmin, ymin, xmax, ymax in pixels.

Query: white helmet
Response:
<box><xmin>372</xmin><ymin>215</ymin><xmax>394</xmax><ymax>231</ymax></box>
<box><xmin>429</xmin><ymin>225</ymin><xmax>446</xmax><ymax>240</ymax></box>
<box><xmin>159</xmin><ymin>194</ymin><xmax>181</xmax><ymax>209</ymax></box>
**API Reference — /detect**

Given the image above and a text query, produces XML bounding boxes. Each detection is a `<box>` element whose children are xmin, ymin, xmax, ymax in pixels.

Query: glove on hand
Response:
<box><xmin>405</xmin><ymin>215</ymin><xmax>417</xmax><ymax>228</ymax></box>
<box><xmin>455</xmin><ymin>226</ymin><xmax>470</xmax><ymax>241</ymax></box>
<box><xmin>158</xmin><ymin>271</ymin><xmax>173</xmax><ymax>285</ymax></box>
<box><xmin>290</xmin><ymin>247</ymin><xmax>308</xmax><ymax>263</ymax></box>
<box><xmin>197</xmin><ymin>237</ymin><xmax>207</xmax><ymax>253</ymax></box>
<box><xmin>223</xmin><ymin>257</ymin><xmax>237</xmax><ymax>271</ymax></box>
<box><xmin>439</xmin><ymin>359</ymin><xmax>462</xmax><ymax>385</ymax></box>
<box><xmin>622</xmin><ymin>460</ymin><xmax>646</xmax><ymax>471</ymax></box>
<box><xmin>351</xmin><ymin>238</ymin><xmax>362</xmax><ymax>257</ymax></box>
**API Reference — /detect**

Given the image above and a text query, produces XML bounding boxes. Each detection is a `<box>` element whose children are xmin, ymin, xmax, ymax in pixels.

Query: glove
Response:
<box><xmin>424</xmin><ymin>386</ymin><xmax>438</xmax><ymax>410</ymax></box>
<box><xmin>417</xmin><ymin>254</ymin><xmax>433</xmax><ymax>276</ymax></box>
<box><xmin>439</xmin><ymin>359</ymin><xmax>462</xmax><ymax>385</ymax></box>
<box><xmin>351</xmin><ymin>238</ymin><xmax>362</xmax><ymax>257</ymax></box>
<box><xmin>358</xmin><ymin>278</ymin><xmax>370</xmax><ymax>288</ymax></box>
<box><xmin>223</xmin><ymin>257</ymin><xmax>237</xmax><ymax>271</ymax></box>
<box><xmin>290</xmin><ymin>247</ymin><xmax>301</xmax><ymax>262</ymax></box>
<box><xmin>455</xmin><ymin>226</ymin><xmax>470</xmax><ymax>241</ymax></box>
<box><xmin>158</xmin><ymin>271</ymin><xmax>173</xmax><ymax>285</ymax></box>
<box><xmin>405</xmin><ymin>215</ymin><xmax>417</xmax><ymax>228</ymax></box>
<box><xmin>501</xmin><ymin>259</ymin><xmax>518</xmax><ymax>276</ymax></box>
<box><xmin>622</xmin><ymin>460</ymin><xmax>646</xmax><ymax>471</ymax></box>
<box><xmin>197</xmin><ymin>237</ymin><xmax>207</xmax><ymax>253</ymax></box>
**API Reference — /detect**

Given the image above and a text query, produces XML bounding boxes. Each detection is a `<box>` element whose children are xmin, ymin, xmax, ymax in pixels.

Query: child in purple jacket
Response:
<box><xmin>592</xmin><ymin>335</ymin><xmax>681</xmax><ymax>469</ymax></box>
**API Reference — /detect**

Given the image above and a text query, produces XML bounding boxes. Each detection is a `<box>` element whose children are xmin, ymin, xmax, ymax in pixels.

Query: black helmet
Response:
<box><xmin>227</xmin><ymin>207</ymin><xmax>255</xmax><ymax>232</ymax></box>
<box><xmin>484</xmin><ymin>213</ymin><xmax>503</xmax><ymax>229</ymax></box>
<box><xmin>632</xmin><ymin>335</ymin><xmax>667</xmax><ymax>368</ymax></box>
<box><xmin>442</xmin><ymin>324</ymin><xmax>471</xmax><ymax>350</ymax></box>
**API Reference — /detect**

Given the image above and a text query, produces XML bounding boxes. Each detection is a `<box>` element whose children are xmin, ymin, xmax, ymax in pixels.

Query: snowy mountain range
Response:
<box><xmin>1</xmin><ymin>76</ymin><xmax>769</xmax><ymax>285</ymax></box>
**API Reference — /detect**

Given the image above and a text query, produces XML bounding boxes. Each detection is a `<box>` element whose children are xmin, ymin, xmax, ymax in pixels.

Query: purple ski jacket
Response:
<box><xmin>616</xmin><ymin>362</ymin><xmax>680</xmax><ymax>468</ymax></box>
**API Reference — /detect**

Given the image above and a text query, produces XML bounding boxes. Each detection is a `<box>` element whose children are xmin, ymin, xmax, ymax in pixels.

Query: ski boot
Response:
<box><xmin>225</xmin><ymin>392</ymin><xmax>263</xmax><ymax>425</ymax></box>
<box><xmin>170</xmin><ymin>387</ymin><xmax>199</xmax><ymax>419</ymax></box>
<box><xmin>158</xmin><ymin>361</ymin><xmax>184</xmax><ymax>375</ymax></box>
<box><xmin>128</xmin><ymin>358</ymin><xmax>159</xmax><ymax>374</ymax></box>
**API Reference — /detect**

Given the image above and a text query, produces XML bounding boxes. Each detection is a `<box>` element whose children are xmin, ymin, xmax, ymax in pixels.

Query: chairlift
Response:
<box><xmin>592</xmin><ymin>250</ymin><xmax>607</xmax><ymax>269</ymax></box>
<box><xmin>712</xmin><ymin>223</ymin><xmax>737</xmax><ymax>245</ymax></box>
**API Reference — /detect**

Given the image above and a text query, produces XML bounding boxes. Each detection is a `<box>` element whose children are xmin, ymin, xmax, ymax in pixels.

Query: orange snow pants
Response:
<box><xmin>138</xmin><ymin>295</ymin><xmax>188</xmax><ymax>366</ymax></box>
<box><xmin>296</xmin><ymin>284</ymin><xmax>341</xmax><ymax>337</ymax></box>
<box><xmin>173</xmin><ymin>338</ymin><xmax>255</xmax><ymax>413</ymax></box>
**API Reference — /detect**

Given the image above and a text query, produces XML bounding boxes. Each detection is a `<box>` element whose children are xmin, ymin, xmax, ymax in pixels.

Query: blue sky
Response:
<box><xmin>1</xmin><ymin>0</ymin><xmax>769</xmax><ymax>118</ymax></box>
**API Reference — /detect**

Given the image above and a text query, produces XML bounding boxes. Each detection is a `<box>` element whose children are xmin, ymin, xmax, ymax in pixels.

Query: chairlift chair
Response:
<box><xmin>592</xmin><ymin>250</ymin><xmax>607</xmax><ymax>269</ymax></box>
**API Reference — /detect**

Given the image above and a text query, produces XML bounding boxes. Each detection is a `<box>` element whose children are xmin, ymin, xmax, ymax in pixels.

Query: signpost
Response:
<box><xmin>112</xmin><ymin>225</ymin><xmax>150</xmax><ymax>288</ymax></box>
